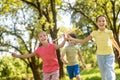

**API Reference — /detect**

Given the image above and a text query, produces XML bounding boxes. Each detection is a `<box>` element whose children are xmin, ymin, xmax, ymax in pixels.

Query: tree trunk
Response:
<box><xmin>117</xmin><ymin>56</ymin><xmax>120</xmax><ymax>68</ymax></box>
<box><xmin>30</xmin><ymin>62</ymin><xmax>42</xmax><ymax>80</ymax></box>
<box><xmin>56</xmin><ymin>49</ymin><xmax>65</xmax><ymax>78</ymax></box>
<box><xmin>114</xmin><ymin>49</ymin><xmax>120</xmax><ymax>68</ymax></box>
<box><xmin>114</xmin><ymin>35</ymin><xmax>120</xmax><ymax>68</ymax></box>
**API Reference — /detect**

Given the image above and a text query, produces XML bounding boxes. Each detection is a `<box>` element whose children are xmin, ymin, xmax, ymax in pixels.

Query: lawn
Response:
<box><xmin>61</xmin><ymin>65</ymin><xmax>120</xmax><ymax>80</ymax></box>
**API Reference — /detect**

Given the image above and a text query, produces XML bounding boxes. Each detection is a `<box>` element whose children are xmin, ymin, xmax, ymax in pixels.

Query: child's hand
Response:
<box><xmin>118</xmin><ymin>51</ymin><xmax>120</xmax><ymax>58</ymax></box>
<box><xmin>118</xmin><ymin>55</ymin><xmax>120</xmax><ymax>58</ymax></box>
<box><xmin>63</xmin><ymin>60</ymin><xmax>68</xmax><ymax>65</ymax></box>
<box><xmin>83</xmin><ymin>62</ymin><xmax>86</xmax><ymax>68</ymax></box>
<box><xmin>67</xmin><ymin>34</ymin><xmax>71</xmax><ymax>39</ymax></box>
<box><xmin>62</xmin><ymin>33</ymin><xmax>68</xmax><ymax>41</ymax></box>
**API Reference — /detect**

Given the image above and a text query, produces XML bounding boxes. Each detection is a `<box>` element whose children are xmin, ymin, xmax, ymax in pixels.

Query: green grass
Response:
<box><xmin>61</xmin><ymin>66</ymin><xmax>120</xmax><ymax>80</ymax></box>
<box><xmin>81</xmin><ymin>68</ymin><xmax>101</xmax><ymax>80</ymax></box>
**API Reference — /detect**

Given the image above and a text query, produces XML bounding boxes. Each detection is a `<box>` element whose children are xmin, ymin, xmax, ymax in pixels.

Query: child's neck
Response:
<box><xmin>42</xmin><ymin>42</ymin><xmax>49</xmax><ymax>47</ymax></box>
<box><xmin>69</xmin><ymin>44</ymin><xmax>74</xmax><ymax>46</ymax></box>
<box><xmin>99</xmin><ymin>28</ymin><xmax>106</xmax><ymax>31</ymax></box>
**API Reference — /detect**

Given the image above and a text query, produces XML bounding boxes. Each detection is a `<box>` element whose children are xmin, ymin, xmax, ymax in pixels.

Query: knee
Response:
<box><xmin>76</xmin><ymin>75</ymin><xmax>81</xmax><ymax>80</ymax></box>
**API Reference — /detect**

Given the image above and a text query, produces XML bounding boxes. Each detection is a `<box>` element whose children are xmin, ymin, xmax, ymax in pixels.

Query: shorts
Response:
<box><xmin>66</xmin><ymin>64</ymin><xmax>80</xmax><ymax>79</ymax></box>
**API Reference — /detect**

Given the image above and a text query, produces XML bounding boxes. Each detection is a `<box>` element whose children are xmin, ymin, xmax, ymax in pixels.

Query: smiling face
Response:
<box><xmin>68</xmin><ymin>40</ymin><xmax>76</xmax><ymax>45</ymax></box>
<box><xmin>38</xmin><ymin>31</ymin><xmax>48</xmax><ymax>44</ymax></box>
<box><xmin>96</xmin><ymin>16</ymin><xmax>107</xmax><ymax>31</ymax></box>
<box><xmin>68</xmin><ymin>33</ymin><xmax>76</xmax><ymax>45</ymax></box>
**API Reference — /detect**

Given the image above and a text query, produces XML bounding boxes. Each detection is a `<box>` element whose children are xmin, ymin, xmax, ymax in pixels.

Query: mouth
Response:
<box><xmin>41</xmin><ymin>38</ymin><xmax>46</xmax><ymax>42</ymax></box>
<box><xmin>100</xmin><ymin>24</ymin><xmax>104</xmax><ymax>26</ymax></box>
<box><xmin>99</xmin><ymin>24</ymin><xmax>105</xmax><ymax>28</ymax></box>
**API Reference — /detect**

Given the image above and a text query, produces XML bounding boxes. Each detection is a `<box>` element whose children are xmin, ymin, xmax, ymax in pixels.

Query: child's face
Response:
<box><xmin>38</xmin><ymin>32</ymin><xmax>48</xmax><ymax>44</ymax></box>
<box><xmin>68</xmin><ymin>40</ymin><xmax>75</xmax><ymax>45</ymax></box>
<box><xmin>96</xmin><ymin>16</ymin><xmax>107</xmax><ymax>30</ymax></box>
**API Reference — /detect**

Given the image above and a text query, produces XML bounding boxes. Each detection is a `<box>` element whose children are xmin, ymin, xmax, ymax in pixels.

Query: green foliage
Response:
<box><xmin>0</xmin><ymin>56</ymin><xmax>31</xmax><ymax>79</ymax></box>
<box><xmin>81</xmin><ymin>49</ymin><xmax>97</xmax><ymax>67</ymax></box>
<box><xmin>0</xmin><ymin>0</ymin><xmax>22</xmax><ymax>14</ymax></box>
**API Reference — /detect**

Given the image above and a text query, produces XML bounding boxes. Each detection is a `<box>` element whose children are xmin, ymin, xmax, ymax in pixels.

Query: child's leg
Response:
<box><xmin>43</xmin><ymin>70</ymin><xmax>59</xmax><ymax>80</ymax></box>
<box><xmin>74</xmin><ymin>64</ymin><xmax>81</xmax><ymax>80</ymax></box>
<box><xmin>97</xmin><ymin>55</ymin><xmax>107</xmax><ymax>80</ymax></box>
<box><xmin>105</xmin><ymin>54</ymin><xmax>116</xmax><ymax>80</ymax></box>
<box><xmin>43</xmin><ymin>72</ymin><xmax>51</xmax><ymax>80</ymax></box>
<box><xmin>66</xmin><ymin>66</ymin><xmax>74</xmax><ymax>80</ymax></box>
<box><xmin>51</xmin><ymin>70</ymin><xmax>59</xmax><ymax>80</ymax></box>
<box><xmin>76</xmin><ymin>75</ymin><xmax>81</xmax><ymax>80</ymax></box>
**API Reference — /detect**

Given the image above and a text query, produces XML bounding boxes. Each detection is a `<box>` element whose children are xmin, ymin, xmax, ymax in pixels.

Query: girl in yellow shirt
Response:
<box><xmin>68</xmin><ymin>15</ymin><xmax>120</xmax><ymax>80</ymax></box>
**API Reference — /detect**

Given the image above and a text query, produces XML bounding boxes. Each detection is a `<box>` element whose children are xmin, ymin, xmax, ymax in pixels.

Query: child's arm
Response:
<box><xmin>55</xmin><ymin>34</ymin><xmax>67</xmax><ymax>49</ymax></box>
<box><xmin>60</xmin><ymin>52</ymin><xmax>68</xmax><ymax>65</ymax></box>
<box><xmin>68</xmin><ymin>35</ymin><xmax>92</xmax><ymax>44</ymax></box>
<box><xmin>12</xmin><ymin>52</ymin><xmax>36</xmax><ymax>58</ymax></box>
<box><xmin>111</xmin><ymin>38</ymin><xmax>120</xmax><ymax>58</ymax></box>
<box><xmin>78</xmin><ymin>51</ymin><xmax>86</xmax><ymax>68</ymax></box>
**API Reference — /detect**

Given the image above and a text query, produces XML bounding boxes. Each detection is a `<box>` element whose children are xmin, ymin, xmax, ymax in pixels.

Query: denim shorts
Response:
<box><xmin>66</xmin><ymin>64</ymin><xmax>80</xmax><ymax>79</ymax></box>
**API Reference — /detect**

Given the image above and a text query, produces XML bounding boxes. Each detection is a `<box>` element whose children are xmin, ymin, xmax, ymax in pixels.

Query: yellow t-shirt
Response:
<box><xmin>90</xmin><ymin>29</ymin><xmax>114</xmax><ymax>55</ymax></box>
<box><xmin>62</xmin><ymin>45</ymin><xmax>81</xmax><ymax>66</ymax></box>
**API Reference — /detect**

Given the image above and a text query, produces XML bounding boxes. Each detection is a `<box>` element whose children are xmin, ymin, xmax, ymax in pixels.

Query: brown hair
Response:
<box><xmin>96</xmin><ymin>15</ymin><xmax>107</xmax><ymax>28</ymax></box>
<box><xmin>69</xmin><ymin>33</ymin><xmax>76</xmax><ymax>38</ymax></box>
<box><xmin>96</xmin><ymin>15</ymin><xmax>107</xmax><ymax>22</ymax></box>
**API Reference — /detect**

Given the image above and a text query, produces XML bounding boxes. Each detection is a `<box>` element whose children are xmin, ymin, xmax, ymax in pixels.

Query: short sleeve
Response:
<box><xmin>34</xmin><ymin>47</ymin><xmax>39</xmax><ymax>55</ymax></box>
<box><xmin>90</xmin><ymin>31</ymin><xmax>95</xmax><ymax>38</ymax></box>
<box><xmin>109</xmin><ymin>30</ymin><xmax>113</xmax><ymax>39</ymax></box>
<box><xmin>75</xmin><ymin>45</ymin><xmax>81</xmax><ymax>52</ymax></box>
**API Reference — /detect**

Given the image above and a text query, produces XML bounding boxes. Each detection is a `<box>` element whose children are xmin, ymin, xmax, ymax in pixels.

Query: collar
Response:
<box><xmin>98</xmin><ymin>28</ymin><xmax>108</xmax><ymax>32</ymax></box>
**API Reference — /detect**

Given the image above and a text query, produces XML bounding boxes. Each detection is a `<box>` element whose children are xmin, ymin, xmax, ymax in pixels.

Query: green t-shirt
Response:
<box><xmin>62</xmin><ymin>45</ymin><xmax>81</xmax><ymax>66</ymax></box>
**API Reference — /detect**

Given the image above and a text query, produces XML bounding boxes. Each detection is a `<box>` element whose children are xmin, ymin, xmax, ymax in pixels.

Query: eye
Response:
<box><xmin>43</xmin><ymin>34</ymin><xmax>46</xmax><ymax>37</ymax></box>
<box><xmin>39</xmin><ymin>35</ymin><xmax>42</xmax><ymax>38</ymax></box>
<box><xmin>102</xmin><ymin>20</ymin><xmax>105</xmax><ymax>22</ymax></box>
<box><xmin>98</xmin><ymin>20</ymin><xmax>101</xmax><ymax>23</ymax></box>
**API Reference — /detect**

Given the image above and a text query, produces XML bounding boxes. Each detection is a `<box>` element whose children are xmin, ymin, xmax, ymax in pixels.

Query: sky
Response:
<box><xmin>58</xmin><ymin>13</ymin><xmax>72</xmax><ymax>29</ymax></box>
<box><xmin>57</xmin><ymin>0</ymin><xmax>75</xmax><ymax>29</ymax></box>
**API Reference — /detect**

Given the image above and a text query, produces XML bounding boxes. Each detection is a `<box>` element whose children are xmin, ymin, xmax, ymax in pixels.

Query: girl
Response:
<box><xmin>12</xmin><ymin>31</ymin><xmax>67</xmax><ymax>80</ymax></box>
<box><xmin>68</xmin><ymin>15</ymin><xmax>120</xmax><ymax>80</ymax></box>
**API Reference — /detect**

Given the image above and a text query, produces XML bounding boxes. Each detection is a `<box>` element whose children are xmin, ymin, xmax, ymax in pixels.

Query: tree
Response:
<box><xmin>0</xmin><ymin>0</ymin><xmax>65</xmax><ymax>80</ymax></box>
<box><xmin>0</xmin><ymin>56</ymin><xmax>29</xmax><ymax>79</ymax></box>
<box><xmin>0</xmin><ymin>4</ymin><xmax>42</xmax><ymax>79</ymax></box>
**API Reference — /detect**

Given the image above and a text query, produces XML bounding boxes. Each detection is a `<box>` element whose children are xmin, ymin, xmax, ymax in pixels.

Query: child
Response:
<box><xmin>68</xmin><ymin>15</ymin><xmax>120</xmax><ymax>80</ymax></box>
<box><xmin>61</xmin><ymin>33</ymin><xmax>86</xmax><ymax>80</ymax></box>
<box><xmin>12</xmin><ymin>31</ymin><xmax>67</xmax><ymax>80</ymax></box>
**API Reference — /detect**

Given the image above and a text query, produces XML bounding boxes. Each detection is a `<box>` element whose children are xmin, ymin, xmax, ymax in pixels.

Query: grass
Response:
<box><xmin>81</xmin><ymin>68</ymin><xmax>100</xmax><ymax>80</ymax></box>
<box><xmin>1</xmin><ymin>64</ymin><xmax>120</xmax><ymax>80</ymax></box>
<box><xmin>61</xmin><ymin>65</ymin><xmax>120</xmax><ymax>80</ymax></box>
